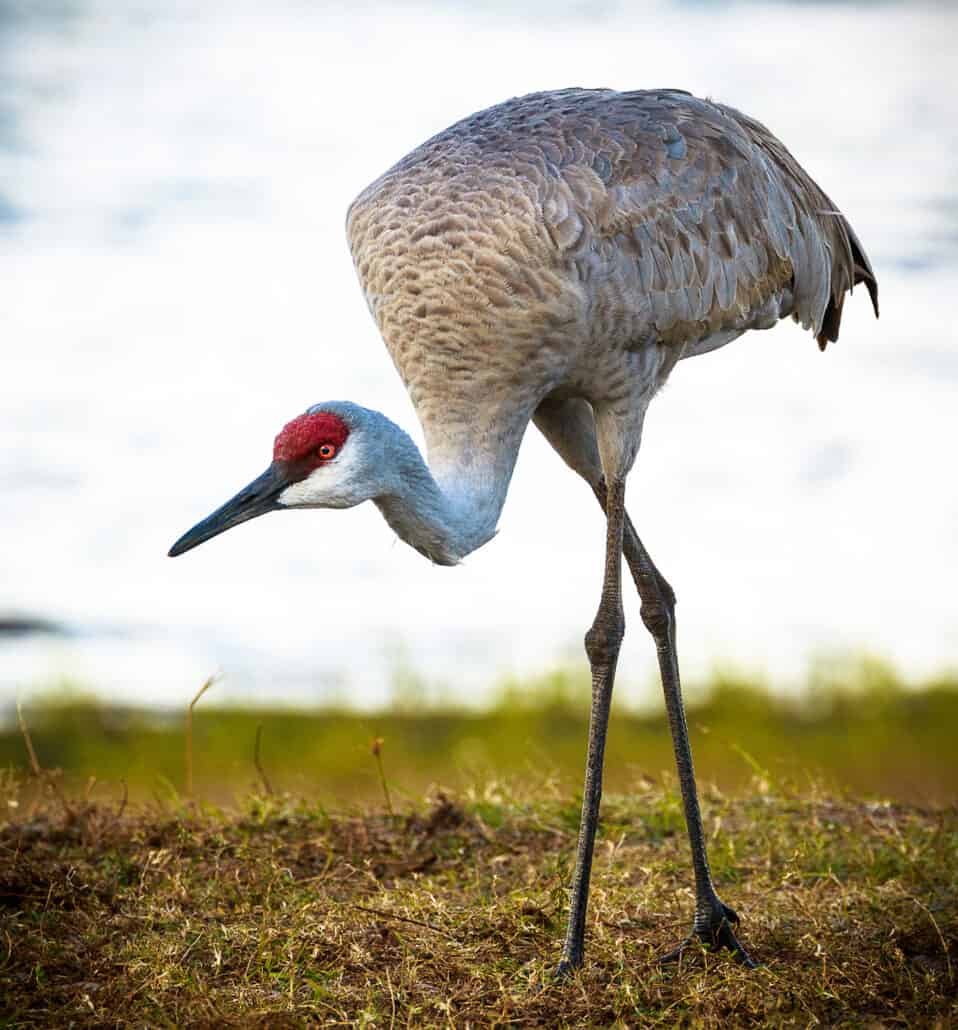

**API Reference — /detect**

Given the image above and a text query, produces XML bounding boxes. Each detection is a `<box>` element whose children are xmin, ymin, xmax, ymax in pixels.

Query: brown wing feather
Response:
<box><xmin>531</xmin><ymin>89</ymin><xmax>878</xmax><ymax>350</ymax></box>
<box><xmin>717</xmin><ymin>100</ymin><xmax>879</xmax><ymax>347</ymax></box>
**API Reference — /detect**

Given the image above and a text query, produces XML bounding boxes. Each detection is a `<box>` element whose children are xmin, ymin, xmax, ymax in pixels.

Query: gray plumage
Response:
<box><xmin>348</xmin><ymin>88</ymin><xmax>878</xmax><ymax>483</ymax></box>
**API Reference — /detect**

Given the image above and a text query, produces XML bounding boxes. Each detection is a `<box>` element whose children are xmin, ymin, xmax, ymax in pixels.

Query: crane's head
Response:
<box><xmin>168</xmin><ymin>403</ymin><xmax>382</xmax><ymax>557</ymax></box>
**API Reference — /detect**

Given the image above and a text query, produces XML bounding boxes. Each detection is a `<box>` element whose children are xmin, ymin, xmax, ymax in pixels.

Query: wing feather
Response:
<box><xmin>540</xmin><ymin>90</ymin><xmax>877</xmax><ymax>349</ymax></box>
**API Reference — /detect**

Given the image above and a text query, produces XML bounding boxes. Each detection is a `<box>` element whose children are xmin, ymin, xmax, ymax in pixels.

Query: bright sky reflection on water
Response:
<box><xmin>2</xmin><ymin>0</ymin><xmax>956</xmax><ymax>708</ymax></box>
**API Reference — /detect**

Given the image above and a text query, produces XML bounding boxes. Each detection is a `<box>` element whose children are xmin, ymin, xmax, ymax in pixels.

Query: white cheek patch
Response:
<box><xmin>277</xmin><ymin>475</ymin><xmax>319</xmax><ymax>508</ymax></box>
<box><xmin>277</xmin><ymin>448</ymin><xmax>365</xmax><ymax>509</ymax></box>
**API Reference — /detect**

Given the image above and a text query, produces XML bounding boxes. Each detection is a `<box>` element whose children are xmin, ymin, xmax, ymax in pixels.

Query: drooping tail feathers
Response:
<box><xmin>817</xmin><ymin>213</ymin><xmax>879</xmax><ymax>350</ymax></box>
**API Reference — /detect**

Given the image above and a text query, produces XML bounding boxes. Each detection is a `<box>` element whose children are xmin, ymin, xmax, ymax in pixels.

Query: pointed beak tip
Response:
<box><xmin>167</xmin><ymin>464</ymin><xmax>288</xmax><ymax>560</ymax></box>
<box><xmin>167</xmin><ymin>529</ymin><xmax>201</xmax><ymax>558</ymax></box>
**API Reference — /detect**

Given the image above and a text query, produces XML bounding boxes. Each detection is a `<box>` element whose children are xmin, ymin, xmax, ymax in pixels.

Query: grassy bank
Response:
<box><xmin>4</xmin><ymin>664</ymin><xmax>958</xmax><ymax>807</ymax></box>
<box><xmin>1</xmin><ymin>784</ymin><xmax>955</xmax><ymax>1027</ymax></box>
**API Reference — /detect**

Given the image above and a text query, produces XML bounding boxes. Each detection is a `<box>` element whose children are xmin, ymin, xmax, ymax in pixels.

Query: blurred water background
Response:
<box><xmin>2</xmin><ymin>0</ymin><xmax>956</xmax><ymax>711</ymax></box>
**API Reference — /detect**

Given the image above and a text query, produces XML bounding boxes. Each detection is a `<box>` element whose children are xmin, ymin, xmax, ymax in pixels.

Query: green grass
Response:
<box><xmin>1</xmin><ymin>781</ymin><xmax>955</xmax><ymax>1027</ymax></box>
<box><xmin>4</xmin><ymin>662</ymin><xmax>958</xmax><ymax>807</ymax></box>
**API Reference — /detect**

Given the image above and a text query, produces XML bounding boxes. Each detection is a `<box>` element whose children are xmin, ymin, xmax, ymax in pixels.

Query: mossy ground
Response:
<box><xmin>2</xmin><ymin>777</ymin><xmax>955</xmax><ymax>1027</ymax></box>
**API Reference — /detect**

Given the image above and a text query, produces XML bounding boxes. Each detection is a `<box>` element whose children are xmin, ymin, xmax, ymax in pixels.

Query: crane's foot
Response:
<box><xmin>553</xmin><ymin>947</ymin><xmax>583</xmax><ymax>981</ymax></box>
<box><xmin>659</xmin><ymin>898</ymin><xmax>758</xmax><ymax>969</ymax></box>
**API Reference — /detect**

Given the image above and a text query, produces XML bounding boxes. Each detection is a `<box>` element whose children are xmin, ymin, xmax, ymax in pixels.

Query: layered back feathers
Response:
<box><xmin>347</xmin><ymin>88</ymin><xmax>879</xmax><ymax>419</ymax></box>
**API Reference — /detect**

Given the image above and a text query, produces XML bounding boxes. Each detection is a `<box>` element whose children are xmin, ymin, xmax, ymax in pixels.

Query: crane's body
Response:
<box><xmin>170</xmin><ymin>88</ymin><xmax>878</xmax><ymax>975</ymax></box>
<box><xmin>347</xmin><ymin>89</ymin><xmax>876</xmax><ymax>557</ymax></box>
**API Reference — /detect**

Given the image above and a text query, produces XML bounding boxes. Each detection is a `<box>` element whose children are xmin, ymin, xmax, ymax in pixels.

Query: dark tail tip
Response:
<box><xmin>857</xmin><ymin>266</ymin><xmax>880</xmax><ymax>320</ymax></box>
<box><xmin>846</xmin><ymin>217</ymin><xmax>879</xmax><ymax>319</ymax></box>
<box><xmin>818</xmin><ymin>218</ymin><xmax>879</xmax><ymax>350</ymax></box>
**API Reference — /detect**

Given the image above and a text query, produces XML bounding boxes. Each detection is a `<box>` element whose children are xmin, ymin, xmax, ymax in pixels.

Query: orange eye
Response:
<box><xmin>317</xmin><ymin>443</ymin><xmax>337</xmax><ymax>460</ymax></box>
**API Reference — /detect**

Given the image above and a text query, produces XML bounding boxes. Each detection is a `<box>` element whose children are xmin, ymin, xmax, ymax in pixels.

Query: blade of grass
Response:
<box><xmin>17</xmin><ymin>698</ymin><xmax>73</xmax><ymax>819</ymax></box>
<box><xmin>16</xmin><ymin>699</ymin><xmax>41</xmax><ymax>777</ymax></box>
<box><xmin>254</xmin><ymin>723</ymin><xmax>273</xmax><ymax>796</ymax></box>
<box><xmin>186</xmin><ymin>676</ymin><xmax>217</xmax><ymax>799</ymax></box>
<box><xmin>371</xmin><ymin>736</ymin><xmax>394</xmax><ymax>816</ymax></box>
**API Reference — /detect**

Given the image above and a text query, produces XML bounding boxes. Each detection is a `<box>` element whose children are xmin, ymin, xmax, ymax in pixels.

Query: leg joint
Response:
<box><xmin>585</xmin><ymin>608</ymin><xmax>625</xmax><ymax>667</ymax></box>
<box><xmin>640</xmin><ymin>585</ymin><xmax>675</xmax><ymax>643</ymax></box>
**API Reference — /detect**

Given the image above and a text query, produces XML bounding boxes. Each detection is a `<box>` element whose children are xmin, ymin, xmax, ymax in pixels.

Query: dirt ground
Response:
<box><xmin>1</xmin><ymin>783</ymin><xmax>955</xmax><ymax>1027</ymax></box>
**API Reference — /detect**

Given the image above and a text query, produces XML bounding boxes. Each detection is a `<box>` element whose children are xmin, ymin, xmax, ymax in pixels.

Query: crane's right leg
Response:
<box><xmin>534</xmin><ymin>398</ymin><xmax>755</xmax><ymax>968</ymax></box>
<box><xmin>555</xmin><ymin>474</ymin><xmax>627</xmax><ymax>977</ymax></box>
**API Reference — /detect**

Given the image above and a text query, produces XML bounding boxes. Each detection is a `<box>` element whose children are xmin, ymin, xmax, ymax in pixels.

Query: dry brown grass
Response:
<box><xmin>1</xmin><ymin>776</ymin><xmax>955</xmax><ymax>1027</ymax></box>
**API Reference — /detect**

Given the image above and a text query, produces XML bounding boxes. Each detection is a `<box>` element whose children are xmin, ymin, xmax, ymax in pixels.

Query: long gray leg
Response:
<box><xmin>555</xmin><ymin>476</ymin><xmax>627</xmax><ymax>976</ymax></box>
<box><xmin>534</xmin><ymin>398</ymin><xmax>755</xmax><ymax>968</ymax></box>
<box><xmin>593</xmin><ymin>480</ymin><xmax>756</xmax><ymax>967</ymax></box>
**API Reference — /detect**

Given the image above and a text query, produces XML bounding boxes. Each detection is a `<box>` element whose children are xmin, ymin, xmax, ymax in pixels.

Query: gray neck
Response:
<box><xmin>371</xmin><ymin>413</ymin><xmax>526</xmax><ymax>566</ymax></box>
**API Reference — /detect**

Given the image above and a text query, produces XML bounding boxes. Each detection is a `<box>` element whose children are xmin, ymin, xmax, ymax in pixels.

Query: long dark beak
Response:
<box><xmin>168</xmin><ymin>464</ymin><xmax>290</xmax><ymax>557</ymax></box>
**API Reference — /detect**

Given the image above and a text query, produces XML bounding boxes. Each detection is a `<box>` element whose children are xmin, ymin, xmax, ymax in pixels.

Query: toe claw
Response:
<box><xmin>715</xmin><ymin>921</ymin><xmax>758</xmax><ymax>967</ymax></box>
<box><xmin>657</xmin><ymin>936</ymin><xmax>693</xmax><ymax>965</ymax></box>
<box><xmin>553</xmin><ymin>957</ymin><xmax>579</xmax><ymax>981</ymax></box>
<box><xmin>659</xmin><ymin>898</ymin><xmax>758</xmax><ymax>968</ymax></box>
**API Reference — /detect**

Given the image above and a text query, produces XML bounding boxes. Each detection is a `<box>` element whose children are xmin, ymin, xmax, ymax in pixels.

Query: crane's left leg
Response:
<box><xmin>533</xmin><ymin>398</ymin><xmax>755</xmax><ymax>969</ymax></box>
<box><xmin>555</xmin><ymin>475</ymin><xmax>627</xmax><ymax>977</ymax></box>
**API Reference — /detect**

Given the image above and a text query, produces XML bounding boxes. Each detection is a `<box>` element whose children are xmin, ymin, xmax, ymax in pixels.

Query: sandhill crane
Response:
<box><xmin>169</xmin><ymin>88</ymin><xmax>878</xmax><ymax>974</ymax></box>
